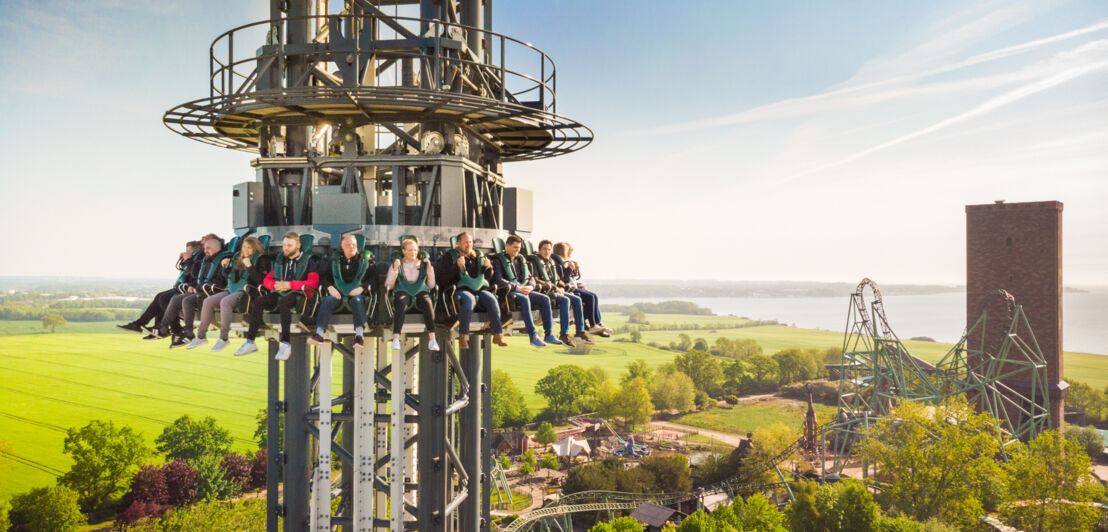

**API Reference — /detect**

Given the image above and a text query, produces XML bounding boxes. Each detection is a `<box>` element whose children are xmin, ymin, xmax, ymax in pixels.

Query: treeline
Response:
<box><xmin>0</xmin><ymin>305</ymin><xmax>134</xmax><ymax>321</ymax></box>
<box><xmin>600</xmin><ymin>301</ymin><xmax>715</xmax><ymax>316</ymax></box>
<box><xmin>1</xmin><ymin>415</ymin><xmax>267</xmax><ymax>531</ymax></box>
<box><xmin>491</xmin><ymin>339</ymin><xmax>843</xmax><ymax>431</ymax></box>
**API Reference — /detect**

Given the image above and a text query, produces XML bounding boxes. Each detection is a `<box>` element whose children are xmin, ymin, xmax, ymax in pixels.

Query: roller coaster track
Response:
<box><xmin>502</xmin><ymin>426</ymin><xmax>827</xmax><ymax>531</ymax></box>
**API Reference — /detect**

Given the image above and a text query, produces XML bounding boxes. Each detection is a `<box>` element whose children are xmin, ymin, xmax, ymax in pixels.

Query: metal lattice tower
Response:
<box><xmin>822</xmin><ymin>279</ymin><xmax>1052</xmax><ymax>477</ymax></box>
<box><xmin>163</xmin><ymin>2</ymin><xmax>591</xmax><ymax>531</ymax></box>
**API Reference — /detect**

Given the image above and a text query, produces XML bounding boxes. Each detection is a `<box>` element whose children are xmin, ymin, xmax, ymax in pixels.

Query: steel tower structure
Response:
<box><xmin>164</xmin><ymin>2</ymin><xmax>591</xmax><ymax>531</ymax></box>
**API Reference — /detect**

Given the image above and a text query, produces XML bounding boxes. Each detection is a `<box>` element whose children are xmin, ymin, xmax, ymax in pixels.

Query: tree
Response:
<box><xmin>692</xmin><ymin>338</ymin><xmax>709</xmax><ymax>351</ymax></box>
<box><xmin>193</xmin><ymin>453</ymin><xmax>235</xmax><ymax>501</ymax></box>
<box><xmin>862</xmin><ymin>398</ymin><xmax>1005</xmax><ymax>529</ymax></box>
<box><xmin>534</xmin><ymin>422</ymin><xmax>558</xmax><ymax>446</ymax></box>
<box><xmin>248</xmin><ymin>450</ymin><xmax>268</xmax><ymax>491</ymax></box>
<box><xmin>674</xmin><ymin>333</ymin><xmax>692</xmax><ymax>351</ymax></box>
<box><xmin>595</xmin><ymin>380</ymin><xmax>623</xmax><ymax>421</ymax></box>
<box><xmin>519</xmin><ymin>449</ymin><xmax>536</xmax><ymax>477</ymax></box>
<box><xmin>535</xmin><ymin>365</ymin><xmax>597</xmax><ymax>418</ymax></box>
<box><xmin>589</xmin><ymin>516</ymin><xmax>646</xmax><ymax>532</ymax></box>
<box><xmin>41</xmin><ymin>312</ymin><xmax>67</xmax><ymax>333</ymax></box>
<box><xmin>732</xmin><ymin>493</ymin><xmax>787</xmax><ymax>531</ymax></box>
<box><xmin>150</xmin><ymin>498</ymin><xmax>267</xmax><ymax>531</ymax></box>
<box><xmin>721</xmin><ymin>359</ymin><xmax>747</xmax><ymax>396</ymax></box>
<box><xmin>1063</xmin><ymin>425</ymin><xmax>1104</xmax><ymax>459</ymax></box>
<box><xmin>8</xmin><ymin>485</ymin><xmax>85</xmax><ymax>532</ymax></box>
<box><xmin>742</xmin><ymin>354</ymin><xmax>779</xmax><ymax>393</ymax></box>
<box><xmin>629</xmin><ymin>330</ymin><xmax>643</xmax><ymax>343</ymax></box>
<box><xmin>491</xmin><ymin>370</ymin><xmax>531</xmax><ymax>429</ymax></box>
<box><xmin>1001</xmin><ymin>430</ymin><xmax>1102</xmax><ymax>532</ymax></box>
<box><xmin>540</xmin><ymin>454</ymin><xmax>560</xmax><ymax>471</ymax></box>
<box><xmin>623</xmin><ymin>359</ymin><xmax>654</xmax><ymax>385</ymax></box>
<box><xmin>619</xmin><ymin>377</ymin><xmax>654</xmax><ymax>429</ymax></box>
<box><xmin>650</xmin><ymin>371</ymin><xmax>696</xmax><ymax>412</ymax></box>
<box><xmin>162</xmin><ymin>460</ymin><xmax>198</xmax><ymax>506</ymax></box>
<box><xmin>1063</xmin><ymin>379</ymin><xmax>1107</xmax><ymax>422</ymax></box>
<box><xmin>638</xmin><ymin>455</ymin><xmax>692</xmax><ymax>494</ymax></box>
<box><xmin>253</xmin><ymin>408</ymin><xmax>283</xmax><ymax>450</ymax></box>
<box><xmin>589</xmin><ymin>365</ymin><xmax>609</xmax><ymax>384</ymax></box>
<box><xmin>156</xmin><ymin>415</ymin><xmax>233</xmax><ymax>463</ymax></box>
<box><xmin>59</xmin><ymin>419</ymin><xmax>150</xmax><ymax>511</ymax></box>
<box><xmin>627</xmin><ymin>309</ymin><xmax>648</xmax><ymax>324</ymax></box>
<box><xmin>221</xmin><ymin>452</ymin><xmax>252</xmax><ymax>493</ymax></box>
<box><xmin>0</xmin><ymin>498</ymin><xmax>10</xmax><ymax>532</ymax></box>
<box><xmin>673</xmin><ymin>350</ymin><xmax>724</xmax><ymax>396</ymax></box>
<box><xmin>771</xmin><ymin>348</ymin><xmax>820</xmax><ymax>385</ymax></box>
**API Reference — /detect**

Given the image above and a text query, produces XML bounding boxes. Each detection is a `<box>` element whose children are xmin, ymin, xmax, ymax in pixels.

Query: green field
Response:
<box><xmin>675</xmin><ymin>400</ymin><xmax>839</xmax><ymax>436</ymax></box>
<box><xmin>0</xmin><ymin>313</ymin><xmax>1104</xmax><ymax>501</ymax></box>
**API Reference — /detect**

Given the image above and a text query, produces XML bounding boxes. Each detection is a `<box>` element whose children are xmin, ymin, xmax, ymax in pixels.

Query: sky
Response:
<box><xmin>0</xmin><ymin>0</ymin><xmax>1105</xmax><ymax>285</ymax></box>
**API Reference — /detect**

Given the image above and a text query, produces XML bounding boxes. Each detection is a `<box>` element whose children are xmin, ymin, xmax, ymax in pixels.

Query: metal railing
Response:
<box><xmin>208</xmin><ymin>14</ymin><xmax>558</xmax><ymax>114</ymax></box>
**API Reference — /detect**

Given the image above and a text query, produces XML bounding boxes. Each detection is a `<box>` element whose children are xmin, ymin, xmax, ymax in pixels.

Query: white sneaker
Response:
<box><xmin>428</xmin><ymin>338</ymin><xmax>440</xmax><ymax>351</ymax></box>
<box><xmin>185</xmin><ymin>338</ymin><xmax>208</xmax><ymax>350</ymax></box>
<box><xmin>234</xmin><ymin>341</ymin><xmax>258</xmax><ymax>356</ymax></box>
<box><xmin>391</xmin><ymin>338</ymin><xmax>401</xmax><ymax>350</ymax></box>
<box><xmin>211</xmin><ymin>339</ymin><xmax>230</xmax><ymax>352</ymax></box>
<box><xmin>588</xmin><ymin>324</ymin><xmax>606</xmax><ymax>334</ymax></box>
<box><xmin>275</xmin><ymin>342</ymin><xmax>292</xmax><ymax>361</ymax></box>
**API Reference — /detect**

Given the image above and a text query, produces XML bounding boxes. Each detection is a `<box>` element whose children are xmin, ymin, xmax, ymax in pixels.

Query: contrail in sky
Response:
<box><xmin>638</xmin><ymin>18</ymin><xmax>1108</xmax><ymax>136</ymax></box>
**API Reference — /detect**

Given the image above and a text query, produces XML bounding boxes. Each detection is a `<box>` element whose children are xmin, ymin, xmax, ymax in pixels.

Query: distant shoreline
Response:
<box><xmin>0</xmin><ymin>276</ymin><xmax>1097</xmax><ymax>297</ymax></box>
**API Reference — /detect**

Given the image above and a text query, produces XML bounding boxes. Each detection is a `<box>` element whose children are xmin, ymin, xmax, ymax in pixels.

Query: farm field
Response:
<box><xmin>673</xmin><ymin>397</ymin><xmax>838</xmax><ymax>436</ymax></box>
<box><xmin>0</xmin><ymin>313</ymin><xmax>1105</xmax><ymax>501</ymax></box>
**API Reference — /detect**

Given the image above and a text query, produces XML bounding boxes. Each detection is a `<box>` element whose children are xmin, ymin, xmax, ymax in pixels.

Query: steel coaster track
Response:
<box><xmin>502</xmin><ymin>425</ymin><xmax>831</xmax><ymax>532</ymax></box>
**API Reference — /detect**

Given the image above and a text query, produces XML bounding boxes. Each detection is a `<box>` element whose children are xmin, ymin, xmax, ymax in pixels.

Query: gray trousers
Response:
<box><xmin>160</xmin><ymin>292</ymin><xmax>198</xmax><ymax>334</ymax></box>
<box><xmin>196</xmin><ymin>291</ymin><xmax>244</xmax><ymax>341</ymax></box>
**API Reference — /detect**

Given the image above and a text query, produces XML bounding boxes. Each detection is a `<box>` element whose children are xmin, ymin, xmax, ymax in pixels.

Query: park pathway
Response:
<box><xmin>648</xmin><ymin>421</ymin><xmax>743</xmax><ymax>447</ymax></box>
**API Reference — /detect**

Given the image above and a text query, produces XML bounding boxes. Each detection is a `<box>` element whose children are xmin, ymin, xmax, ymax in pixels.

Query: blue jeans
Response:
<box><xmin>456</xmin><ymin>290</ymin><xmax>502</xmax><ymax>335</ymax></box>
<box><xmin>575</xmin><ymin>288</ymin><xmax>601</xmax><ymax>326</ymax></box>
<box><xmin>316</xmin><ymin>295</ymin><xmax>367</xmax><ymax>332</ymax></box>
<box><xmin>512</xmin><ymin>291</ymin><xmax>553</xmax><ymax>337</ymax></box>
<box><xmin>553</xmin><ymin>292</ymin><xmax>585</xmax><ymax>335</ymax></box>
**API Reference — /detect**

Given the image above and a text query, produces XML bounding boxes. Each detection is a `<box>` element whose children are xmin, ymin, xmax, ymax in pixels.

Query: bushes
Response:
<box><xmin>1064</xmin><ymin>424</ymin><xmax>1105</xmax><ymax>459</ymax></box>
<box><xmin>8</xmin><ymin>485</ymin><xmax>85</xmax><ymax>532</ymax></box>
<box><xmin>220</xmin><ymin>453</ymin><xmax>252</xmax><ymax>493</ymax></box>
<box><xmin>248</xmin><ymin>450</ymin><xmax>268</xmax><ymax>491</ymax></box>
<box><xmin>117</xmin><ymin>461</ymin><xmax>198</xmax><ymax>524</ymax></box>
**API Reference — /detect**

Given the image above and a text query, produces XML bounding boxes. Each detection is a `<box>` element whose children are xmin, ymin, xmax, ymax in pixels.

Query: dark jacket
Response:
<box><xmin>437</xmin><ymin>249</ymin><xmax>487</xmax><ymax>288</ymax></box>
<box><xmin>322</xmin><ymin>253</ymin><xmax>375</xmax><ymax>296</ymax></box>
<box><xmin>491</xmin><ymin>253</ymin><xmax>533</xmax><ymax>293</ymax></box>
<box><xmin>176</xmin><ymin>252</ymin><xmax>204</xmax><ymax>291</ymax></box>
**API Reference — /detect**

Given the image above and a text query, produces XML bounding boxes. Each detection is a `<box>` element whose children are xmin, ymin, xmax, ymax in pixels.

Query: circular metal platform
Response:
<box><xmin>164</xmin><ymin>86</ymin><xmax>592</xmax><ymax>161</ymax></box>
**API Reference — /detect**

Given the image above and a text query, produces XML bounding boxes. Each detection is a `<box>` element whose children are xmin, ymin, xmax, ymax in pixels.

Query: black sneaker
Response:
<box><xmin>307</xmin><ymin>334</ymin><xmax>325</xmax><ymax>345</ymax></box>
<box><xmin>169</xmin><ymin>336</ymin><xmax>189</xmax><ymax>349</ymax></box>
<box><xmin>597</xmin><ymin>330</ymin><xmax>611</xmax><ymax>338</ymax></box>
<box><xmin>141</xmin><ymin>333</ymin><xmax>160</xmax><ymax>341</ymax></box>
<box><xmin>354</xmin><ymin>336</ymin><xmax>365</xmax><ymax>348</ymax></box>
<box><xmin>117</xmin><ymin>322</ymin><xmax>144</xmax><ymax>333</ymax></box>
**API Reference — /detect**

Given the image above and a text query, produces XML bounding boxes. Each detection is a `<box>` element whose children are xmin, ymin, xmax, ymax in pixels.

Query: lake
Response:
<box><xmin>605</xmin><ymin>287</ymin><xmax>1108</xmax><ymax>355</ymax></box>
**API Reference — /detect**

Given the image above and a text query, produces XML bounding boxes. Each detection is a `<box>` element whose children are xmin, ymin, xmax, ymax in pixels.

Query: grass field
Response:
<box><xmin>674</xmin><ymin>399</ymin><xmax>838</xmax><ymax>436</ymax></box>
<box><xmin>0</xmin><ymin>312</ymin><xmax>1104</xmax><ymax>501</ymax></box>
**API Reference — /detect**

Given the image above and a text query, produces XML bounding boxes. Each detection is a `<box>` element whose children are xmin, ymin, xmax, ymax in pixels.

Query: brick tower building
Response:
<box><xmin>966</xmin><ymin>200</ymin><xmax>1066</xmax><ymax>430</ymax></box>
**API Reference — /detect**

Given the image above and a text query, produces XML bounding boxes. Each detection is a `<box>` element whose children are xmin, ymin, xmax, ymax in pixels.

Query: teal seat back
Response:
<box><xmin>493</xmin><ymin>238</ymin><xmax>505</xmax><ymax>254</ymax></box>
<box><xmin>523</xmin><ymin>239</ymin><xmax>535</xmax><ymax>256</ymax></box>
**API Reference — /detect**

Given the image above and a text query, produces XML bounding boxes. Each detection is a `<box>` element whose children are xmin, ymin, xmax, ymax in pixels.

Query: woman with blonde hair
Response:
<box><xmin>385</xmin><ymin>238</ymin><xmax>439</xmax><ymax>351</ymax></box>
<box><xmin>552</xmin><ymin>241</ymin><xmax>610</xmax><ymax>336</ymax></box>
<box><xmin>189</xmin><ymin>236</ymin><xmax>272</xmax><ymax>352</ymax></box>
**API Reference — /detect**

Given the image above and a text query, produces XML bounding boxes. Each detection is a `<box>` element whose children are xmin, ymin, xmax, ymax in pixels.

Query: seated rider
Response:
<box><xmin>235</xmin><ymin>232</ymin><xmax>320</xmax><ymax>360</ymax></box>
<box><xmin>491</xmin><ymin>234</ymin><xmax>560</xmax><ymax>348</ymax></box>
<box><xmin>121</xmin><ymin>240</ymin><xmax>201</xmax><ymax>334</ymax></box>
<box><xmin>384</xmin><ymin>237</ymin><xmax>439</xmax><ymax>351</ymax></box>
<box><xmin>151</xmin><ymin>236</ymin><xmax>223</xmax><ymax>347</ymax></box>
<box><xmin>437</xmin><ymin>231</ymin><xmax>508</xmax><ymax>350</ymax></box>
<box><xmin>310</xmin><ymin>234</ymin><xmax>375</xmax><ymax>348</ymax></box>
<box><xmin>189</xmin><ymin>236</ymin><xmax>270</xmax><ymax>351</ymax></box>
<box><xmin>533</xmin><ymin>239</ymin><xmax>593</xmax><ymax>347</ymax></box>
<box><xmin>553</xmin><ymin>241</ymin><xmax>610</xmax><ymax>336</ymax></box>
